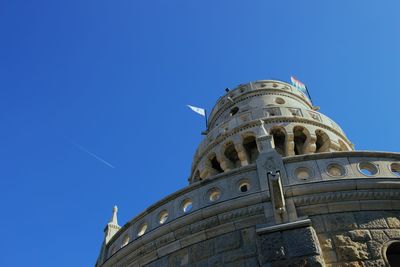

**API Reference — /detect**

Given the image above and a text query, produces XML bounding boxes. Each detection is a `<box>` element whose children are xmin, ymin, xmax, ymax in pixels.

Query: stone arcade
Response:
<box><xmin>95</xmin><ymin>80</ymin><xmax>400</xmax><ymax>267</ymax></box>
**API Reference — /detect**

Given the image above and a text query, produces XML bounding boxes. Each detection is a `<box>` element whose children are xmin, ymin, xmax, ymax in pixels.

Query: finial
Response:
<box><xmin>109</xmin><ymin>205</ymin><xmax>119</xmax><ymax>226</ymax></box>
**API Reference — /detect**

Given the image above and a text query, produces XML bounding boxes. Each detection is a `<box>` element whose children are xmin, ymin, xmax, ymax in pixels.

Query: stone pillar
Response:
<box><xmin>304</xmin><ymin>133</ymin><xmax>317</xmax><ymax>154</ymax></box>
<box><xmin>285</xmin><ymin>132</ymin><xmax>295</xmax><ymax>156</ymax></box>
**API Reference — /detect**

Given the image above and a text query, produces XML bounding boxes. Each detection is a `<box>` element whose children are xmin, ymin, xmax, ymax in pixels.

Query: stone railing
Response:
<box><xmin>101</xmin><ymin>151</ymin><xmax>400</xmax><ymax>266</ymax></box>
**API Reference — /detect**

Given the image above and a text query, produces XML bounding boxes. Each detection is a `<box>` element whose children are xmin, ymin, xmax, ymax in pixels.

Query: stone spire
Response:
<box><xmin>104</xmin><ymin>205</ymin><xmax>121</xmax><ymax>244</ymax></box>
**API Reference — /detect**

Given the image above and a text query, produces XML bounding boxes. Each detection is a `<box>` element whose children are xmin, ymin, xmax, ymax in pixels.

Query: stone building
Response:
<box><xmin>95</xmin><ymin>80</ymin><xmax>400</xmax><ymax>267</ymax></box>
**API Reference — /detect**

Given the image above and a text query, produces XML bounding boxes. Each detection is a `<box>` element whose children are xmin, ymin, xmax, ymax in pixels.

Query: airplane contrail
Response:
<box><xmin>65</xmin><ymin>137</ymin><xmax>115</xmax><ymax>169</ymax></box>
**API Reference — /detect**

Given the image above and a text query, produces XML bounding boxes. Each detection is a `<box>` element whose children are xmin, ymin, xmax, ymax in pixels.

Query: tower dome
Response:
<box><xmin>190</xmin><ymin>80</ymin><xmax>353</xmax><ymax>183</ymax></box>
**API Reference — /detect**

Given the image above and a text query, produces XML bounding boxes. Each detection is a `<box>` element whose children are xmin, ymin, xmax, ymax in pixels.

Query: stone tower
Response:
<box><xmin>95</xmin><ymin>80</ymin><xmax>400</xmax><ymax>267</ymax></box>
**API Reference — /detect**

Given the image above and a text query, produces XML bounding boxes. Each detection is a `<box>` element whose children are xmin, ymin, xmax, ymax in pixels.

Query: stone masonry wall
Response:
<box><xmin>310</xmin><ymin>211</ymin><xmax>400</xmax><ymax>267</ymax></box>
<box><xmin>145</xmin><ymin>226</ymin><xmax>260</xmax><ymax>267</ymax></box>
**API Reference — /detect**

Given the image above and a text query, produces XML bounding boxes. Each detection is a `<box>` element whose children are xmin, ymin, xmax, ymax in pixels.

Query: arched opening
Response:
<box><xmin>293</xmin><ymin>126</ymin><xmax>308</xmax><ymax>155</ymax></box>
<box><xmin>270</xmin><ymin>128</ymin><xmax>286</xmax><ymax>156</ymax></box>
<box><xmin>386</xmin><ymin>242</ymin><xmax>400</xmax><ymax>266</ymax></box>
<box><xmin>315</xmin><ymin>130</ymin><xmax>330</xmax><ymax>153</ymax></box>
<box><xmin>209</xmin><ymin>154</ymin><xmax>223</xmax><ymax>173</ymax></box>
<box><xmin>339</xmin><ymin>139</ymin><xmax>349</xmax><ymax>151</ymax></box>
<box><xmin>243</xmin><ymin>135</ymin><xmax>259</xmax><ymax>163</ymax></box>
<box><xmin>224</xmin><ymin>142</ymin><xmax>241</xmax><ymax>168</ymax></box>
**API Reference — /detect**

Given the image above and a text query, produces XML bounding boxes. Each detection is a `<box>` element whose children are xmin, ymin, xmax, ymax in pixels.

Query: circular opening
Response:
<box><xmin>182</xmin><ymin>199</ymin><xmax>193</xmax><ymax>213</ymax></box>
<box><xmin>238</xmin><ymin>181</ymin><xmax>250</xmax><ymax>193</ymax></box>
<box><xmin>260</xmin><ymin>83</ymin><xmax>266</xmax><ymax>87</ymax></box>
<box><xmin>122</xmin><ymin>235</ymin><xmax>130</xmax><ymax>247</ymax></box>
<box><xmin>230</xmin><ymin>107</ymin><xmax>239</xmax><ymax>116</ymax></box>
<box><xmin>137</xmin><ymin>223</ymin><xmax>148</xmax><ymax>237</ymax></box>
<box><xmin>295</xmin><ymin>167</ymin><xmax>311</xmax><ymax>180</ymax></box>
<box><xmin>327</xmin><ymin>164</ymin><xmax>345</xmax><ymax>177</ymax></box>
<box><xmin>386</xmin><ymin>241</ymin><xmax>400</xmax><ymax>266</ymax></box>
<box><xmin>358</xmin><ymin>162</ymin><xmax>378</xmax><ymax>176</ymax></box>
<box><xmin>208</xmin><ymin>188</ymin><xmax>221</xmax><ymax>202</ymax></box>
<box><xmin>275</xmin><ymin>97</ymin><xmax>285</xmax><ymax>105</ymax></box>
<box><xmin>272</xmin><ymin>83</ymin><xmax>278</xmax><ymax>88</ymax></box>
<box><xmin>158</xmin><ymin>210</ymin><xmax>168</xmax><ymax>224</ymax></box>
<box><xmin>390</xmin><ymin>163</ymin><xmax>400</xmax><ymax>176</ymax></box>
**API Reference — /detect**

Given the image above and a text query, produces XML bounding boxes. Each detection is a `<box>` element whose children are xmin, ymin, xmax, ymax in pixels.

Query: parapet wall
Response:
<box><xmin>96</xmin><ymin>151</ymin><xmax>400</xmax><ymax>267</ymax></box>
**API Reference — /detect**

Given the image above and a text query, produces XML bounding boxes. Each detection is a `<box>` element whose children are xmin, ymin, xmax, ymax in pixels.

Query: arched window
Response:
<box><xmin>224</xmin><ymin>142</ymin><xmax>241</xmax><ymax>168</ymax></box>
<box><xmin>209</xmin><ymin>154</ymin><xmax>223</xmax><ymax>174</ymax></box>
<box><xmin>386</xmin><ymin>241</ymin><xmax>400</xmax><ymax>266</ymax></box>
<box><xmin>293</xmin><ymin>126</ymin><xmax>308</xmax><ymax>155</ymax></box>
<box><xmin>270</xmin><ymin>128</ymin><xmax>286</xmax><ymax>156</ymax></box>
<box><xmin>315</xmin><ymin>130</ymin><xmax>330</xmax><ymax>153</ymax></box>
<box><xmin>243</xmin><ymin>135</ymin><xmax>259</xmax><ymax>163</ymax></box>
<box><xmin>121</xmin><ymin>235</ymin><xmax>130</xmax><ymax>247</ymax></box>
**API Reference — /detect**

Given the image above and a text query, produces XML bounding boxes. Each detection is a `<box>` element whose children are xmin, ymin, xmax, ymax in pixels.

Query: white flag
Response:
<box><xmin>187</xmin><ymin>105</ymin><xmax>206</xmax><ymax>116</ymax></box>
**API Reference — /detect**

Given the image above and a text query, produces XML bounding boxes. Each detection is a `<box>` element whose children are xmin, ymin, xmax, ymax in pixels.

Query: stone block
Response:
<box><xmin>157</xmin><ymin>240</ymin><xmax>181</xmax><ymax>257</ymax></box>
<box><xmin>208</xmin><ymin>254</ymin><xmax>223</xmax><ymax>267</ymax></box>
<box><xmin>139</xmin><ymin>251</ymin><xmax>158</xmax><ymax>266</ymax></box>
<box><xmin>180</xmin><ymin>230</ymin><xmax>206</xmax><ymax>248</ymax></box>
<box><xmin>386</xmin><ymin>216</ymin><xmax>400</xmax><ymax>228</ymax></box>
<box><xmin>167</xmin><ymin>248</ymin><xmax>189</xmax><ymax>267</ymax></box>
<box><xmin>362</xmin><ymin>259</ymin><xmax>386</xmax><ymax>267</ymax></box>
<box><xmin>215</xmin><ymin>231</ymin><xmax>241</xmax><ymax>253</ymax></box>
<box><xmin>189</xmin><ymin>239</ymin><xmax>215</xmax><ymax>263</ymax></box>
<box><xmin>234</xmin><ymin>214</ymin><xmax>266</xmax><ymax>230</ymax></box>
<box><xmin>324</xmin><ymin>213</ymin><xmax>358</xmax><ymax>232</ymax></box>
<box><xmin>367</xmin><ymin>240</ymin><xmax>383</xmax><ymax>260</ymax></box>
<box><xmin>355</xmin><ymin>212</ymin><xmax>388</xmax><ymax>229</ymax></box>
<box><xmin>334</xmin><ymin>234</ymin><xmax>369</xmax><ymax>261</ymax></box>
<box><xmin>348</xmin><ymin>230</ymin><xmax>371</xmax><ymax>242</ymax></box>
<box><xmin>270</xmin><ymin>255</ymin><xmax>324</xmax><ymax>267</ymax></box>
<box><xmin>283</xmin><ymin>227</ymin><xmax>321</xmax><ymax>258</ymax></box>
<box><xmin>370</xmin><ymin>230</ymin><xmax>389</xmax><ymax>244</ymax></box>
<box><xmin>317</xmin><ymin>234</ymin><xmax>332</xmax><ymax>249</ymax></box>
<box><xmin>322</xmin><ymin>249</ymin><xmax>337</xmax><ymax>264</ymax></box>
<box><xmin>328</xmin><ymin>201</ymin><xmax>360</xmax><ymax>213</ymax></box>
<box><xmin>241</xmin><ymin>227</ymin><xmax>257</xmax><ymax>249</ymax></box>
<box><xmin>256</xmin><ymin>231</ymin><xmax>285</xmax><ymax>264</ymax></box>
<box><xmin>205</xmin><ymin>222</ymin><xmax>235</xmax><ymax>239</ymax></box>
<box><xmin>190</xmin><ymin>216</ymin><xmax>219</xmax><ymax>233</ymax></box>
<box><xmin>385</xmin><ymin>229</ymin><xmax>400</xmax><ymax>239</ymax></box>
<box><xmin>311</xmin><ymin>215</ymin><xmax>326</xmax><ymax>233</ymax></box>
<box><xmin>222</xmin><ymin>247</ymin><xmax>256</xmax><ymax>263</ymax></box>
<box><xmin>174</xmin><ymin>225</ymin><xmax>191</xmax><ymax>239</ymax></box>
<box><xmin>155</xmin><ymin>232</ymin><xmax>175</xmax><ymax>248</ymax></box>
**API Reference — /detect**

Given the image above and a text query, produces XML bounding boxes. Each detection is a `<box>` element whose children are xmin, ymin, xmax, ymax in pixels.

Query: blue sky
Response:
<box><xmin>0</xmin><ymin>1</ymin><xmax>399</xmax><ymax>266</ymax></box>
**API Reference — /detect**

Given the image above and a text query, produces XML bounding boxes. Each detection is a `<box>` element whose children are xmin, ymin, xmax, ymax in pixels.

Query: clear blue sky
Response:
<box><xmin>1</xmin><ymin>1</ymin><xmax>399</xmax><ymax>266</ymax></box>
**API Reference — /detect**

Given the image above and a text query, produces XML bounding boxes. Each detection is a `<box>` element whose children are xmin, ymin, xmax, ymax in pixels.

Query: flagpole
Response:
<box><xmin>305</xmin><ymin>87</ymin><xmax>314</xmax><ymax>105</ymax></box>
<box><xmin>205</xmin><ymin>109</ymin><xmax>208</xmax><ymax>130</ymax></box>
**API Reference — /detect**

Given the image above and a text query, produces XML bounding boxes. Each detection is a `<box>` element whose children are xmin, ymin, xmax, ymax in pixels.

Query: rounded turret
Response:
<box><xmin>190</xmin><ymin>80</ymin><xmax>353</xmax><ymax>183</ymax></box>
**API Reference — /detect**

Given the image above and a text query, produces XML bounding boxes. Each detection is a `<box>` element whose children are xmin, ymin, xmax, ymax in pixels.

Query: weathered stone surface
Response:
<box><xmin>386</xmin><ymin>216</ymin><xmax>400</xmax><ymax>228</ymax></box>
<box><xmin>311</xmin><ymin>215</ymin><xmax>326</xmax><ymax>234</ymax></box>
<box><xmin>318</xmin><ymin>234</ymin><xmax>333</xmax><ymax>250</ymax></box>
<box><xmin>355</xmin><ymin>212</ymin><xmax>388</xmax><ymax>229</ymax></box>
<box><xmin>270</xmin><ymin>255</ymin><xmax>324</xmax><ymax>267</ymax></box>
<box><xmin>241</xmin><ymin>227</ymin><xmax>257</xmax><ymax>249</ymax></box>
<box><xmin>367</xmin><ymin>240</ymin><xmax>382</xmax><ymax>259</ymax></box>
<box><xmin>174</xmin><ymin>225</ymin><xmax>191</xmax><ymax>239</ymax></box>
<box><xmin>144</xmin><ymin>256</ymin><xmax>167</xmax><ymax>267</ymax></box>
<box><xmin>324</xmin><ymin>213</ymin><xmax>358</xmax><ymax>232</ymax></box>
<box><xmin>208</xmin><ymin>254</ymin><xmax>223</xmax><ymax>267</ymax></box>
<box><xmin>167</xmin><ymin>248</ymin><xmax>189</xmax><ymax>267</ymax></box>
<box><xmin>384</xmin><ymin>229</ymin><xmax>400</xmax><ymax>239</ymax></box>
<box><xmin>362</xmin><ymin>259</ymin><xmax>386</xmax><ymax>267</ymax></box>
<box><xmin>370</xmin><ymin>230</ymin><xmax>389</xmax><ymax>244</ymax></box>
<box><xmin>215</xmin><ymin>231</ymin><xmax>241</xmax><ymax>253</ymax></box>
<box><xmin>283</xmin><ymin>227</ymin><xmax>321</xmax><ymax>257</ymax></box>
<box><xmin>348</xmin><ymin>230</ymin><xmax>371</xmax><ymax>242</ymax></box>
<box><xmin>223</xmin><ymin>247</ymin><xmax>256</xmax><ymax>263</ymax></box>
<box><xmin>189</xmin><ymin>239</ymin><xmax>215</xmax><ymax>263</ymax></box>
<box><xmin>334</xmin><ymin>235</ymin><xmax>369</xmax><ymax>261</ymax></box>
<box><xmin>257</xmin><ymin>232</ymin><xmax>285</xmax><ymax>264</ymax></box>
